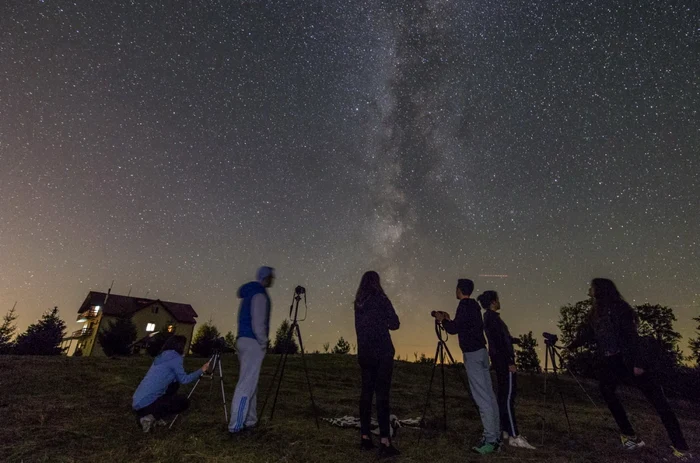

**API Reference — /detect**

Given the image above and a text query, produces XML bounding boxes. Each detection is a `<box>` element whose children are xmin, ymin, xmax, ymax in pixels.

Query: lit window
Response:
<box><xmin>167</xmin><ymin>325</ymin><xmax>174</xmax><ymax>333</ymax></box>
<box><xmin>146</xmin><ymin>323</ymin><xmax>156</xmax><ymax>332</ymax></box>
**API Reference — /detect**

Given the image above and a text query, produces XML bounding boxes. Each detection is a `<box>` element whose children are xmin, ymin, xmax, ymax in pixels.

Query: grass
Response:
<box><xmin>0</xmin><ymin>353</ymin><xmax>698</xmax><ymax>462</ymax></box>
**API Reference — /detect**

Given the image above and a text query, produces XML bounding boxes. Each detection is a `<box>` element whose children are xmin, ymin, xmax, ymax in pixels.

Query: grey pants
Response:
<box><xmin>464</xmin><ymin>348</ymin><xmax>500</xmax><ymax>443</ymax></box>
<box><xmin>228</xmin><ymin>337</ymin><xmax>266</xmax><ymax>433</ymax></box>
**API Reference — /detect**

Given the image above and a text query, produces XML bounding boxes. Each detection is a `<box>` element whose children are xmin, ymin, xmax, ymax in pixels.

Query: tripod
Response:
<box><xmin>169</xmin><ymin>348</ymin><xmax>228</xmax><ymax>428</ymax></box>
<box><xmin>540</xmin><ymin>340</ymin><xmax>597</xmax><ymax>444</ymax></box>
<box><xmin>260</xmin><ymin>286</ymin><xmax>320</xmax><ymax>428</ymax></box>
<box><xmin>418</xmin><ymin>321</ymin><xmax>473</xmax><ymax>442</ymax></box>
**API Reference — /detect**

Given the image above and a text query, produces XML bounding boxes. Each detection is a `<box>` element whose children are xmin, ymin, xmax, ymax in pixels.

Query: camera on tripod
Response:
<box><xmin>542</xmin><ymin>332</ymin><xmax>559</xmax><ymax>346</ymax></box>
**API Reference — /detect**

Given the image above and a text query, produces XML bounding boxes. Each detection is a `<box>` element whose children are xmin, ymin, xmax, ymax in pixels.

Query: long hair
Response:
<box><xmin>160</xmin><ymin>335</ymin><xmax>187</xmax><ymax>355</ymax></box>
<box><xmin>477</xmin><ymin>290</ymin><xmax>499</xmax><ymax>310</ymax></box>
<box><xmin>354</xmin><ymin>271</ymin><xmax>387</xmax><ymax>308</ymax></box>
<box><xmin>590</xmin><ymin>278</ymin><xmax>634</xmax><ymax>319</ymax></box>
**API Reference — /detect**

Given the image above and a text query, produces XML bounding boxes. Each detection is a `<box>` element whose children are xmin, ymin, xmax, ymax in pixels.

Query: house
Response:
<box><xmin>62</xmin><ymin>291</ymin><xmax>198</xmax><ymax>356</ymax></box>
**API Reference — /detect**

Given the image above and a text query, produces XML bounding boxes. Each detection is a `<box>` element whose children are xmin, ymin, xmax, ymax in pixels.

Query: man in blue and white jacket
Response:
<box><xmin>228</xmin><ymin>266</ymin><xmax>274</xmax><ymax>434</ymax></box>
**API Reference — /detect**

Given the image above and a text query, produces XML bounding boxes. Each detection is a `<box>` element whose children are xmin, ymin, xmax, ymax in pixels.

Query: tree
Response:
<box><xmin>322</xmin><ymin>342</ymin><xmax>330</xmax><ymax>353</ymax></box>
<box><xmin>14</xmin><ymin>307</ymin><xmax>67</xmax><ymax>355</ymax></box>
<box><xmin>272</xmin><ymin>320</ymin><xmax>298</xmax><ymax>354</ymax></box>
<box><xmin>556</xmin><ymin>300</ymin><xmax>596</xmax><ymax>377</ymax></box>
<box><xmin>97</xmin><ymin>315</ymin><xmax>137</xmax><ymax>357</ymax></box>
<box><xmin>634</xmin><ymin>303</ymin><xmax>683</xmax><ymax>368</ymax></box>
<box><xmin>190</xmin><ymin>322</ymin><xmax>220</xmax><ymax>357</ymax></box>
<box><xmin>224</xmin><ymin>331</ymin><xmax>237</xmax><ymax>352</ymax></box>
<box><xmin>689</xmin><ymin>317</ymin><xmax>700</xmax><ymax>367</ymax></box>
<box><xmin>0</xmin><ymin>305</ymin><xmax>18</xmax><ymax>354</ymax></box>
<box><xmin>332</xmin><ymin>336</ymin><xmax>351</xmax><ymax>354</ymax></box>
<box><xmin>515</xmin><ymin>331</ymin><xmax>541</xmax><ymax>373</ymax></box>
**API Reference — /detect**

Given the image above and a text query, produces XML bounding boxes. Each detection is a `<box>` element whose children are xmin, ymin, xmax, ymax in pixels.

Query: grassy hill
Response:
<box><xmin>0</xmin><ymin>353</ymin><xmax>698</xmax><ymax>462</ymax></box>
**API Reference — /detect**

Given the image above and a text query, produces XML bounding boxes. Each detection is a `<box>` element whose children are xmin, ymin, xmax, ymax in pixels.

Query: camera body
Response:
<box><xmin>542</xmin><ymin>332</ymin><xmax>559</xmax><ymax>346</ymax></box>
<box><xmin>295</xmin><ymin>285</ymin><xmax>306</xmax><ymax>295</ymax></box>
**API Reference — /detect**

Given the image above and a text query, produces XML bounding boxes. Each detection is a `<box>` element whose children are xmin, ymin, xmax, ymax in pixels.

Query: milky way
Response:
<box><xmin>1</xmin><ymin>0</ymin><xmax>698</xmax><ymax>357</ymax></box>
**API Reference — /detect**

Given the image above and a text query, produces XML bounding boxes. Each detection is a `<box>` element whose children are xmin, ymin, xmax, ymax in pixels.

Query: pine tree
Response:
<box><xmin>97</xmin><ymin>315</ymin><xmax>137</xmax><ymax>357</ymax></box>
<box><xmin>0</xmin><ymin>305</ymin><xmax>18</xmax><ymax>354</ymax></box>
<box><xmin>224</xmin><ymin>331</ymin><xmax>237</xmax><ymax>352</ymax></box>
<box><xmin>272</xmin><ymin>320</ymin><xmax>298</xmax><ymax>354</ymax></box>
<box><xmin>515</xmin><ymin>331</ymin><xmax>541</xmax><ymax>373</ymax></box>
<box><xmin>190</xmin><ymin>322</ymin><xmax>220</xmax><ymax>357</ymax></box>
<box><xmin>14</xmin><ymin>307</ymin><xmax>67</xmax><ymax>355</ymax></box>
<box><xmin>689</xmin><ymin>317</ymin><xmax>700</xmax><ymax>367</ymax></box>
<box><xmin>332</xmin><ymin>336</ymin><xmax>351</xmax><ymax>354</ymax></box>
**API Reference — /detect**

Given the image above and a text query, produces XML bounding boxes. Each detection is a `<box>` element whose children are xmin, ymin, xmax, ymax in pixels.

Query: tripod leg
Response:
<box><xmin>218</xmin><ymin>357</ymin><xmax>228</xmax><ymax>422</ymax></box>
<box><xmin>169</xmin><ymin>376</ymin><xmax>203</xmax><ymax>429</ymax></box>
<box><xmin>295</xmin><ymin>324</ymin><xmax>320</xmax><ymax>429</ymax></box>
<box><xmin>443</xmin><ymin>343</ymin><xmax>472</xmax><ymax>394</ymax></box>
<box><xmin>552</xmin><ymin>367</ymin><xmax>572</xmax><ymax>434</ymax></box>
<box><xmin>269</xmin><ymin>325</ymin><xmax>296</xmax><ymax>420</ymax></box>
<box><xmin>440</xmin><ymin>344</ymin><xmax>447</xmax><ymax>431</ymax></box>
<box><xmin>261</xmin><ymin>325</ymin><xmax>294</xmax><ymax>418</ymax></box>
<box><xmin>417</xmin><ymin>341</ymin><xmax>442</xmax><ymax>444</ymax></box>
<box><xmin>260</xmin><ymin>347</ymin><xmax>284</xmax><ymax>417</ymax></box>
<box><xmin>554</xmin><ymin>348</ymin><xmax>597</xmax><ymax>408</ymax></box>
<box><xmin>540</xmin><ymin>346</ymin><xmax>550</xmax><ymax>444</ymax></box>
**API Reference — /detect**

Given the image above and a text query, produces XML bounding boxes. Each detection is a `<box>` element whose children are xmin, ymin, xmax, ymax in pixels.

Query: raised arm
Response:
<box><xmin>172</xmin><ymin>355</ymin><xmax>204</xmax><ymax>384</ymax></box>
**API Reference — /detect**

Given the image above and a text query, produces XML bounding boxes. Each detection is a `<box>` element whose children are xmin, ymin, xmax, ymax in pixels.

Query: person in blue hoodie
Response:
<box><xmin>132</xmin><ymin>335</ymin><xmax>209</xmax><ymax>432</ymax></box>
<box><xmin>228</xmin><ymin>266</ymin><xmax>275</xmax><ymax>434</ymax></box>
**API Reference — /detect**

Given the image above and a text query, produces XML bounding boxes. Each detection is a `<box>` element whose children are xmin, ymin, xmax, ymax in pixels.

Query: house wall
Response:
<box><xmin>90</xmin><ymin>302</ymin><xmax>196</xmax><ymax>356</ymax></box>
<box><xmin>77</xmin><ymin>313</ymin><xmax>103</xmax><ymax>356</ymax></box>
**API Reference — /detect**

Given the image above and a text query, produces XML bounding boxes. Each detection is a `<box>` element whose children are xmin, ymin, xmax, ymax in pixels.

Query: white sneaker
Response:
<box><xmin>140</xmin><ymin>414</ymin><xmax>155</xmax><ymax>433</ymax></box>
<box><xmin>509</xmin><ymin>435</ymin><xmax>536</xmax><ymax>450</ymax></box>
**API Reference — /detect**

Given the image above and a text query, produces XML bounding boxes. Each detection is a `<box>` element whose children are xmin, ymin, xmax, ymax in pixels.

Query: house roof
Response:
<box><xmin>78</xmin><ymin>291</ymin><xmax>198</xmax><ymax>324</ymax></box>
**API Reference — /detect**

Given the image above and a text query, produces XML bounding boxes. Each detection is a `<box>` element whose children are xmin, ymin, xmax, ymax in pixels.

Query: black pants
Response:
<box><xmin>359</xmin><ymin>355</ymin><xmax>394</xmax><ymax>438</ymax></box>
<box><xmin>598</xmin><ymin>355</ymin><xmax>687</xmax><ymax>450</ymax></box>
<box><xmin>135</xmin><ymin>382</ymin><xmax>190</xmax><ymax>421</ymax></box>
<box><xmin>494</xmin><ymin>366</ymin><xmax>518</xmax><ymax>437</ymax></box>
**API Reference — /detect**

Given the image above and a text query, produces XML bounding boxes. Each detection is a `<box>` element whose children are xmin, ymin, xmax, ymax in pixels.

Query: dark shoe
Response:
<box><xmin>378</xmin><ymin>443</ymin><xmax>400</xmax><ymax>458</ymax></box>
<box><xmin>360</xmin><ymin>437</ymin><xmax>375</xmax><ymax>450</ymax></box>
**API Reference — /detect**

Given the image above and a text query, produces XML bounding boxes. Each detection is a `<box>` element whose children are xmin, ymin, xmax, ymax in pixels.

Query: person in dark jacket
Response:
<box><xmin>132</xmin><ymin>335</ymin><xmax>209</xmax><ymax>432</ymax></box>
<box><xmin>354</xmin><ymin>271</ymin><xmax>400</xmax><ymax>458</ymax></box>
<box><xmin>477</xmin><ymin>290</ymin><xmax>535</xmax><ymax>450</ymax></box>
<box><xmin>434</xmin><ymin>279</ymin><xmax>500</xmax><ymax>455</ymax></box>
<box><xmin>569</xmin><ymin>278</ymin><xmax>691</xmax><ymax>460</ymax></box>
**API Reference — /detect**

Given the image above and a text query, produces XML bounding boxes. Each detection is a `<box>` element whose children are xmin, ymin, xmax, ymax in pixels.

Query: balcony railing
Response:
<box><xmin>71</xmin><ymin>327</ymin><xmax>93</xmax><ymax>338</ymax></box>
<box><xmin>76</xmin><ymin>308</ymin><xmax>100</xmax><ymax>322</ymax></box>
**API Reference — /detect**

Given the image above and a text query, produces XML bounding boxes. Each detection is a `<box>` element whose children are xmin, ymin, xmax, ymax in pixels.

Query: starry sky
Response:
<box><xmin>1</xmin><ymin>0</ymin><xmax>698</xmax><ymax>358</ymax></box>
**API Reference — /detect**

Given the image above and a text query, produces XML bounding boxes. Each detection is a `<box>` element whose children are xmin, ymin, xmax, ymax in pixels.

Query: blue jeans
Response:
<box><xmin>464</xmin><ymin>348</ymin><xmax>500</xmax><ymax>443</ymax></box>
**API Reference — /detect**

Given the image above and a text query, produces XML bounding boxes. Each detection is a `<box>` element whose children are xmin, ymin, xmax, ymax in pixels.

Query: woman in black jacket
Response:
<box><xmin>569</xmin><ymin>278</ymin><xmax>690</xmax><ymax>459</ymax></box>
<box><xmin>354</xmin><ymin>271</ymin><xmax>400</xmax><ymax>457</ymax></box>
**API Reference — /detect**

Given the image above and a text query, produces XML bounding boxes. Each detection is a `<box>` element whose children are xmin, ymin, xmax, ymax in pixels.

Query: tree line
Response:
<box><xmin>2</xmin><ymin>303</ymin><xmax>699</xmax><ymax>373</ymax></box>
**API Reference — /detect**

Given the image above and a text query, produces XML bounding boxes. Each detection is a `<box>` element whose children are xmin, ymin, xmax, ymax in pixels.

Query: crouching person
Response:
<box><xmin>132</xmin><ymin>335</ymin><xmax>209</xmax><ymax>432</ymax></box>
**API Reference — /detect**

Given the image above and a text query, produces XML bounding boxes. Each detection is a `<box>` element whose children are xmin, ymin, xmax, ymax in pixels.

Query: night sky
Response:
<box><xmin>1</xmin><ymin>1</ymin><xmax>698</xmax><ymax>358</ymax></box>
